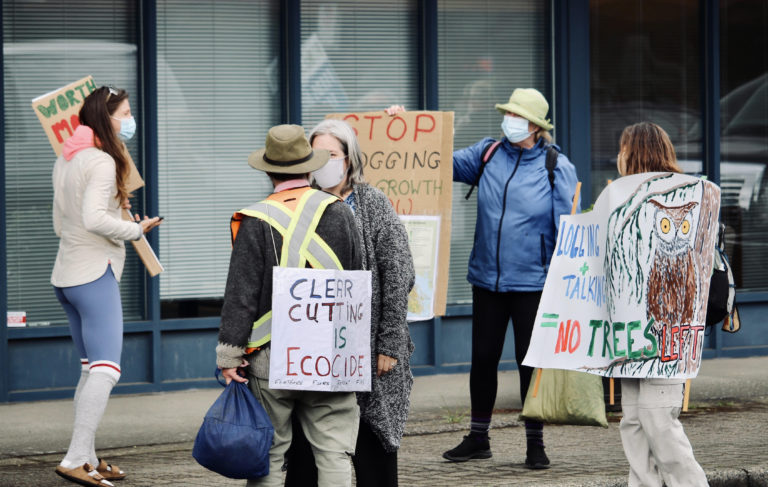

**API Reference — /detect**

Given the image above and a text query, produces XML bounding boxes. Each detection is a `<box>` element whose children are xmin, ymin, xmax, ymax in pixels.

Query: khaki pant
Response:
<box><xmin>245</xmin><ymin>376</ymin><xmax>359</xmax><ymax>487</ymax></box>
<box><xmin>619</xmin><ymin>378</ymin><xmax>708</xmax><ymax>487</ymax></box>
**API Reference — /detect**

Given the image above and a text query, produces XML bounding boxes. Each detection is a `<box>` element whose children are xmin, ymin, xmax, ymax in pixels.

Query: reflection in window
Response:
<box><xmin>438</xmin><ymin>0</ymin><xmax>551</xmax><ymax>304</ymax></box>
<box><xmin>3</xmin><ymin>1</ymin><xmax>142</xmax><ymax>325</ymax></box>
<box><xmin>720</xmin><ymin>1</ymin><xmax>768</xmax><ymax>291</ymax></box>
<box><xmin>300</xmin><ymin>0</ymin><xmax>419</xmax><ymax>129</ymax></box>
<box><xmin>589</xmin><ymin>1</ymin><xmax>701</xmax><ymax>203</ymax></box>
<box><xmin>157</xmin><ymin>1</ymin><xmax>280</xmax><ymax>318</ymax></box>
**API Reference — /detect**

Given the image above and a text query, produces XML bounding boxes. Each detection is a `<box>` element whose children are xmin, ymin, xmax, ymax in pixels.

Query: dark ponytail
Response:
<box><xmin>79</xmin><ymin>86</ymin><xmax>132</xmax><ymax>202</ymax></box>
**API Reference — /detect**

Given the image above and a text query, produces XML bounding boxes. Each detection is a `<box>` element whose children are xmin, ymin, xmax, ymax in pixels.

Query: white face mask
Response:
<box><xmin>501</xmin><ymin>115</ymin><xmax>534</xmax><ymax>143</ymax></box>
<box><xmin>312</xmin><ymin>157</ymin><xmax>346</xmax><ymax>189</ymax></box>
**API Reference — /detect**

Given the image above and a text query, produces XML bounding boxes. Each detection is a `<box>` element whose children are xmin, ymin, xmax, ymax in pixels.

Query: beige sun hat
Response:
<box><xmin>495</xmin><ymin>88</ymin><xmax>553</xmax><ymax>131</ymax></box>
<box><xmin>248</xmin><ymin>124</ymin><xmax>330</xmax><ymax>174</ymax></box>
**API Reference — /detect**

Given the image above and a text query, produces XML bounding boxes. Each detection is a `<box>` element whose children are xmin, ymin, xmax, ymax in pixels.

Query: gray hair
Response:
<box><xmin>308</xmin><ymin>119</ymin><xmax>366</xmax><ymax>192</ymax></box>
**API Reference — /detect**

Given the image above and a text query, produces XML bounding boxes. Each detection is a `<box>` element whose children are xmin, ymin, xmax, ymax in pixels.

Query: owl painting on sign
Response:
<box><xmin>603</xmin><ymin>172</ymin><xmax>720</xmax><ymax>378</ymax></box>
<box><xmin>645</xmin><ymin>200</ymin><xmax>699</xmax><ymax>371</ymax></box>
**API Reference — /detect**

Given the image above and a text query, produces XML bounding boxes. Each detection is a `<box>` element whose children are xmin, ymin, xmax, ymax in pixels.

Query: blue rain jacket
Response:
<box><xmin>454</xmin><ymin>137</ymin><xmax>580</xmax><ymax>292</ymax></box>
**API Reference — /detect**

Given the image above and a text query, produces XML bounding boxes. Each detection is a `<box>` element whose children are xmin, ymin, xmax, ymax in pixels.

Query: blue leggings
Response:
<box><xmin>54</xmin><ymin>266</ymin><xmax>123</xmax><ymax>369</ymax></box>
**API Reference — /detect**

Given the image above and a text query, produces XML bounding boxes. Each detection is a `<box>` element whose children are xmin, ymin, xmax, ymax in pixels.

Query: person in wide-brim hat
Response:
<box><xmin>248</xmin><ymin>124</ymin><xmax>329</xmax><ymax>174</ymax></box>
<box><xmin>494</xmin><ymin>87</ymin><xmax>554</xmax><ymax>131</ymax></box>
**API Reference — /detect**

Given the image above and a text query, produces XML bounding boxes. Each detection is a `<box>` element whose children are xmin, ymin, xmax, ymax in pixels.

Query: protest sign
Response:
<box><xmin>269</xmin><ymin>267</ymin><xmax>372</xmax><ymax>392</ymax></box>
<box><xmin>31</xmin><ymin>76</ymin><xmax>144</xmax><ymax>192</ymax></box>
<box><xmin>32</xmin><ymin>78</ymin><xmax>161</xmax><ymax>274</ymax></box>
<box><xmin>523</xmin><ymin>172</ymin><xmax>721</xmax><ymax>379</ymax></box>
<box><xmin>326</xmin><ymin>111</ymin><xmax>454</xmax><ymax>317</ymax></box>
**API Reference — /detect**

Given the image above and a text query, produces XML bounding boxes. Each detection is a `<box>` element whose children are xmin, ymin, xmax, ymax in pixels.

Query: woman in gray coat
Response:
<box><xmin>286</xmin><ymin>118</ymin><xmax>415</xmax><ymax>487</ymax></box>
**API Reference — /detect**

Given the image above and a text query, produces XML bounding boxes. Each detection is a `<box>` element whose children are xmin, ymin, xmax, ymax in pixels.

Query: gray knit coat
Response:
<box><xmin>351</xmin><ymin>183</ymin><xmax>415</xmax><ymax>452</ymax></box>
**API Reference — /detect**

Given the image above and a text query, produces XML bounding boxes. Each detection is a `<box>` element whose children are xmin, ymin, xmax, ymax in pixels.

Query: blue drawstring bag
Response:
<box><xmin>193</xmin><ymin>371</ymin><xmax>274</xmax><ymax>479</ymax></box>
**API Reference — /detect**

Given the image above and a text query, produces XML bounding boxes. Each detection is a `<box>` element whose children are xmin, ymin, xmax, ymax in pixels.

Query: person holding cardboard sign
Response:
<box><xmin>217</xmin><ymin>124</ymin><xmax>363</xmax><ymax>487</ymax></box>
<box><xmin>51</xmin><ymin>86</ymin><xmax>162</xmax><ymax>487</ymax></box>
<box><xmin>391</xmin><ymin>89</ymin><xmax>581</xmax><ymax>469</ymax></box>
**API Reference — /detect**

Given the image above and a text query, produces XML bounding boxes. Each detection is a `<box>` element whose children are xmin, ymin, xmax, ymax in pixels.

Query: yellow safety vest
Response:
<box><xmin>230</xmin><ymin>187</ymin><xmax>343</xmax><ymax>352</ymax></box>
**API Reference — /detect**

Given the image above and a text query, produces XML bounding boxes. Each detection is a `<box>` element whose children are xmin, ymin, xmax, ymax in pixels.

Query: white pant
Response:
<box><xmin>619</xmin><ymin>378</ymin><xmax>708</xmax><ymax>487</ymax></box>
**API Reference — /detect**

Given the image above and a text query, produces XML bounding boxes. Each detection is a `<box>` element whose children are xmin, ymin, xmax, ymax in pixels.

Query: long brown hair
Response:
<box><xmin>79</xmin><ymin>86</ymin><xmax>132</xmax><ymax>201</ymax></box>
<box><xmin>618</xmin><ymin>122</ymin><xmax>682</xmax><ymax>176</ymax></box>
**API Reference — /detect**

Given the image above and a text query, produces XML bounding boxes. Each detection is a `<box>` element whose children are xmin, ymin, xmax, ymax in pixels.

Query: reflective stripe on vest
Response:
<box><xmin>232</xmin><ymin>188</ymin><xmax>343</xmax><ymax>350</ymax></box>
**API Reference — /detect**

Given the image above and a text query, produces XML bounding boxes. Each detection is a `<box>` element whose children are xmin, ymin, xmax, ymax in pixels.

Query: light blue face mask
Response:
<box><xmin>112</xmin><ymin>115</ymin><xmax>136</xmax><ymax>141</ymax></box>
<box><xmin>501</xmin><ymin>115</ymin><xmax>534</xmax><ymax>143</ymax></box>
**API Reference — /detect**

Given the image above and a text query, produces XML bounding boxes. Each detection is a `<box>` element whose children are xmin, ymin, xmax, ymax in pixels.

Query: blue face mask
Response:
<box><xmin>112</xmin><ymin>115</ymin><xmax>136</xmax><ymax>141</ymax></box>
<box><xmin>501</xmin><ymin>115</ymin><xmax>534</xmax><ymax>143</ymax></box>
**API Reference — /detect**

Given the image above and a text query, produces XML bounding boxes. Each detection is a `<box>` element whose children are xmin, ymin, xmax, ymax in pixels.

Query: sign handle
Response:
<box><xmin>682</xmin><ymin>379</ymin><xmax>691</xmax><ymax>412</ymax></box>
<box><xmin>609</xmin><ymin>377</ymin><xmax>615</xmax><ymax>405</ymax></box>
<box><xmin>532</xmin><ymin>368</ymin><xmax>542</xmax><ymax>398</ymax></box>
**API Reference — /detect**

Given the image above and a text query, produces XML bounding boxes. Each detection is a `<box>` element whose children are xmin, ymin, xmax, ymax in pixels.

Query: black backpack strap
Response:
<box><xmin>545</xmin><ymin>145</ymin><xmax>559</xmax><ymax>190</ymax></box>
<box><xmin>465</xmin><ymin>140</ymin><xmax>502</xmax><ymax>200</ymax></box>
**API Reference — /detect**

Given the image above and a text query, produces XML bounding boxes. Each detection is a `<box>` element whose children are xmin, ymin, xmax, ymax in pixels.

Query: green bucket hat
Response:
<box><xmin>248</xmin><ymin>124</ymin><xmax>330</xmax><ymax>174</ymax></box>
<box><xmin>495</xmin><ymin>88</ymin><xmax>553</xmax><ymax>131</ymax></box>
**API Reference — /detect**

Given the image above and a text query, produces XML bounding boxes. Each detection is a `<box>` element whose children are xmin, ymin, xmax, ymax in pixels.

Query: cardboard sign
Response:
<box><xmin>523</xmin><ymin>173</ymin><xmax>721</xmax><ymax>379</ymax></box>
<box><xmin>326</xmin><ymin>111</ymin><xmax>454</xmax><ymax>317</ymax></box>
<box><xmin>269</xmin><ymin>267</ymin><xmax>372</xmax><ymax>392</ymax></box>
<box><xmin>31</xmin><ymin>76</ymin><xmax>144</xmax><ymax>192</ymax></box>
<box><xmin>33</xmin><ymin>78</ymin><xmax>161</xmax><ymax>274</ymax></box>
<box><xmin>7</xmin><ymin>312</ymin><xmax>26</xmax><ymax>328</ymax></box>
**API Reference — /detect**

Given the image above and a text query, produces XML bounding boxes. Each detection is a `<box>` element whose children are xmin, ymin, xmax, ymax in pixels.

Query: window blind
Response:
<box><xmin>438</xmin><ymin>0</ymin><xmax>551</xmax><ymax>304</ymax></box>
<box><xmin>300</xmin><ymin>0</ymin><xmax>419</xmax><ymax>129</ymax></box>
<box><xmin>156</xmin><ymin>0</ymin><xmax>280</xmax><ymax>303</ymax></box>
<box><xmin>3</xmin><ymin>1</ymin><xmax>142</xmax><ymax>324</ymax></box>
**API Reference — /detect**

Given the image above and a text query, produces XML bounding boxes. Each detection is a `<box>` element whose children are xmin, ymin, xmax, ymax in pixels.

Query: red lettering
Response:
<box><xmin>660</xmin><ymin>324</ymin><xmax>671</xmax><ymax>362</ymax></box>
<box><xmin>315</xmin><ymin>356</ymin><xmax>331</xmax><ymax>376</ymax></box>
<box><xmin>70</xmin><ymin>114</ymin><xmax>81</xmax><ymax>130</ymax></box>
<box><xmin>343</xmin><ymin>114</ymin><xmax>359</xmax><ymax>136</ymax></box>
<box><xmin>301</xmin><ymin>355</ymin><xmax>312</xmax><ymax>375</ymax></box>
<box><xmin>386</xmin><ymin>116</ymin><xmax>407</xmax><ymax>141</ymax></box>
<box><xmin>690</xmin><ymin>326</ymin><xmax>705</xmax><ymax>360</ymax></box>
<box><xmin>358</xmin><ymin>355</ymin><xmax>365</xmax><ymax>376</ymax></box>
<box><xmin>678</xmin><ymin>325</ymin><xmax>690</xmax><ymax>362</ymax></box>
<box><xmin>349</xmin><ymin>355</ymin><xmax>356</xmax><ymax>376</ymax></box>
<box><xmin>332</xmin><ymin>354</ymin><xmax>340</xmax><ymax>378</ymax></box>
<box><xmin>414</xmin><ymin>113</ymin><xmax>436</xmax><ymax>141</ymax></box>
<box><xmin>363</xmin><ymin>115</ymin><xmax>382</xmax><ymax>140</ymax></box>
<box><xmin>569</xmin><ymin>320</ymin><xmax>581</xmax><ymax>353</ymax></box>
<box><xmin>51</xmin><ymin>119</ymin><xmax>73</xmax><ymax>143</ymax></box>
<box><xmin>288</xmin><ymin>304</ymin><xmax>301</xmax><ymax>322</ymax></box>
<box><xmin>669</xmin><ymin>326</ymin><xmax>679</xmax><ymax>361</ymax></box>
<box><xmin>322</xmin><ymin>302</ymin><xmax>335</xmax><ymax>320</ymax></box>
<box><xmin>555</xmin><ymin>320</ymin><xmax>569</xmax><ymax>354</ymax></box>
<box><xmin>286</xmin><ymin>347</ymin><xmax>299</xmax><ymax>376</ymax></box>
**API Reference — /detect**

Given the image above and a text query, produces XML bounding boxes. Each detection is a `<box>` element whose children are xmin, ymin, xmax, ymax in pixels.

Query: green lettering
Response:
<box><xmin>602</xmin><ymin>320</ymin><xmax>613</xmax><ymax>359</ymax></box>
<box><xmin>84</xmin><ymin>78</ymin><xmax>97</xmax><ymax>93</ymax></box>
<box><xmin>56</xmin><ymin>94</ymin><xmax>69</xmax><ymax>111</ymax></box>
<box><xmin>613</xmin><ymin>322</ymin><xmax>626</xmax><ymax>358</ymax></box>
<box><xmin>587</xmin><ymin>319</ymin><xmax>602</xmax><ymax>357</ymax></box>
<box><xmin>642</xmin><ymin>318</ymin><xmax>658</xmax><ymax>357</ymax></box>
<box><xmin>627</xmin><ymin>321</ymin><xmax>642</xmax><ymax>359</ymax></box>
<box><xmin>65</xmin><ymin>89</ymin><xmax>79</xmax><ymax>107</ymax></box>
<box><xmin>36</xmin><ymin>98</ymin><xmax>58</xmax><ymax>118</ymax></box>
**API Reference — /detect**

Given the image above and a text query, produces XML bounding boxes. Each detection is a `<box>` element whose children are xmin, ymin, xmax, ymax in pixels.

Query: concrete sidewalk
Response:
<box><xmin>1</xmin><ymin>356</ymin><xmax>767</xmax><ymax>486</ymax></box>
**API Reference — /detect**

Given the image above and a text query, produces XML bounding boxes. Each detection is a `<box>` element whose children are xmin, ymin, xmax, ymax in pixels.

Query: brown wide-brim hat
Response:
<box><xmin>248</xmin><ymin>124</ymin><xmax>330</xmax><ymax>174</ymax></box>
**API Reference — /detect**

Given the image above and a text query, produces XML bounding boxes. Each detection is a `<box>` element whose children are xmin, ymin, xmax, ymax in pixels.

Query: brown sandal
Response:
<box><xmin>55</xmin><ymin>463</ymin><xmax>115</xmax><ymax>487</ymax></box>
<box><xmin>96</xmin><ymin>458</ymin><xmax>126</xmax><ymax>480</ymax></box>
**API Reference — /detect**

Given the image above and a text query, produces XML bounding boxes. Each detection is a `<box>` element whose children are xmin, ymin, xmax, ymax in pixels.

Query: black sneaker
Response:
<box><xmin>525</xmin><ymin>444</ymin><xmax>550</xmax><ymax>469</ymax></box>
<box><xmin>442</xmin><ymin>435</ymin><xmax>492</xmax><ymax>462</ymax></box>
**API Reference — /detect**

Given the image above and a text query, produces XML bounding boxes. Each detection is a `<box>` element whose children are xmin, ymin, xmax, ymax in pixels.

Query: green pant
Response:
<box><xmin>246</xmin><ymin>376</ymin><xmax>359</xmax><ymax>487</ymax></box>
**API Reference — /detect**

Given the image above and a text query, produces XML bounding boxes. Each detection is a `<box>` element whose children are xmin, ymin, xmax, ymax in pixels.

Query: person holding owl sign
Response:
<box><xmin>615</xmin><ymin>122</ymin><xmax>709</xmax><ymax>487</ymax></box>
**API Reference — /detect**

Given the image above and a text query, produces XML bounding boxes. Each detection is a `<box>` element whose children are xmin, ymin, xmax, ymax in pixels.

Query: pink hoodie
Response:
<box><xmin>62</xmin><ymin>125</ymin><xmax>96</xmax><ymax>161</ymax></box>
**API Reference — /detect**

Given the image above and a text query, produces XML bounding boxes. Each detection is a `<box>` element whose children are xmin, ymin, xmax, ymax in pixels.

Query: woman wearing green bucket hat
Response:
<box><xmin>392</xmin><ymin>87</ymin><xmax>580</xmax><ymax>469</ymax></box>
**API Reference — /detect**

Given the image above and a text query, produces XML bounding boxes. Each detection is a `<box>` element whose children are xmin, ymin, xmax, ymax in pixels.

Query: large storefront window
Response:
<box><xmin>157</xmin><ymin>1</ymin><xmax>280</xmax><ymax>318</ymax></box>
<box><xmin>300</xmin><ymin>0</ymin><xmax>419</xmax><ymax>129</ymax></box>
<box><xmin>3</xmin><ymin>1</ymin><xmax>142</xmax><ymax>325</ymax></box>
<box><xmin>438</xmin><ymin>0</ymin><xmax>551</xmax><ymax>304</ymax></box>
<box><xmin>719</xmin><ymin>0</ymin><xmax>768</xmax><ymax>291</ymax></box>
<box><xmin>589</xmin><ymin>1</ymin><xmax>701</xmax><ymax>203</ymax></box>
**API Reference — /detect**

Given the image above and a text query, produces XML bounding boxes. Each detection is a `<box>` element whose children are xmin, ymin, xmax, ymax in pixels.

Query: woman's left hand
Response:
<box><xmin>377</xmin><ymin>354</ymin><xmax>398</xmax><ymax>377</ymax></box>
